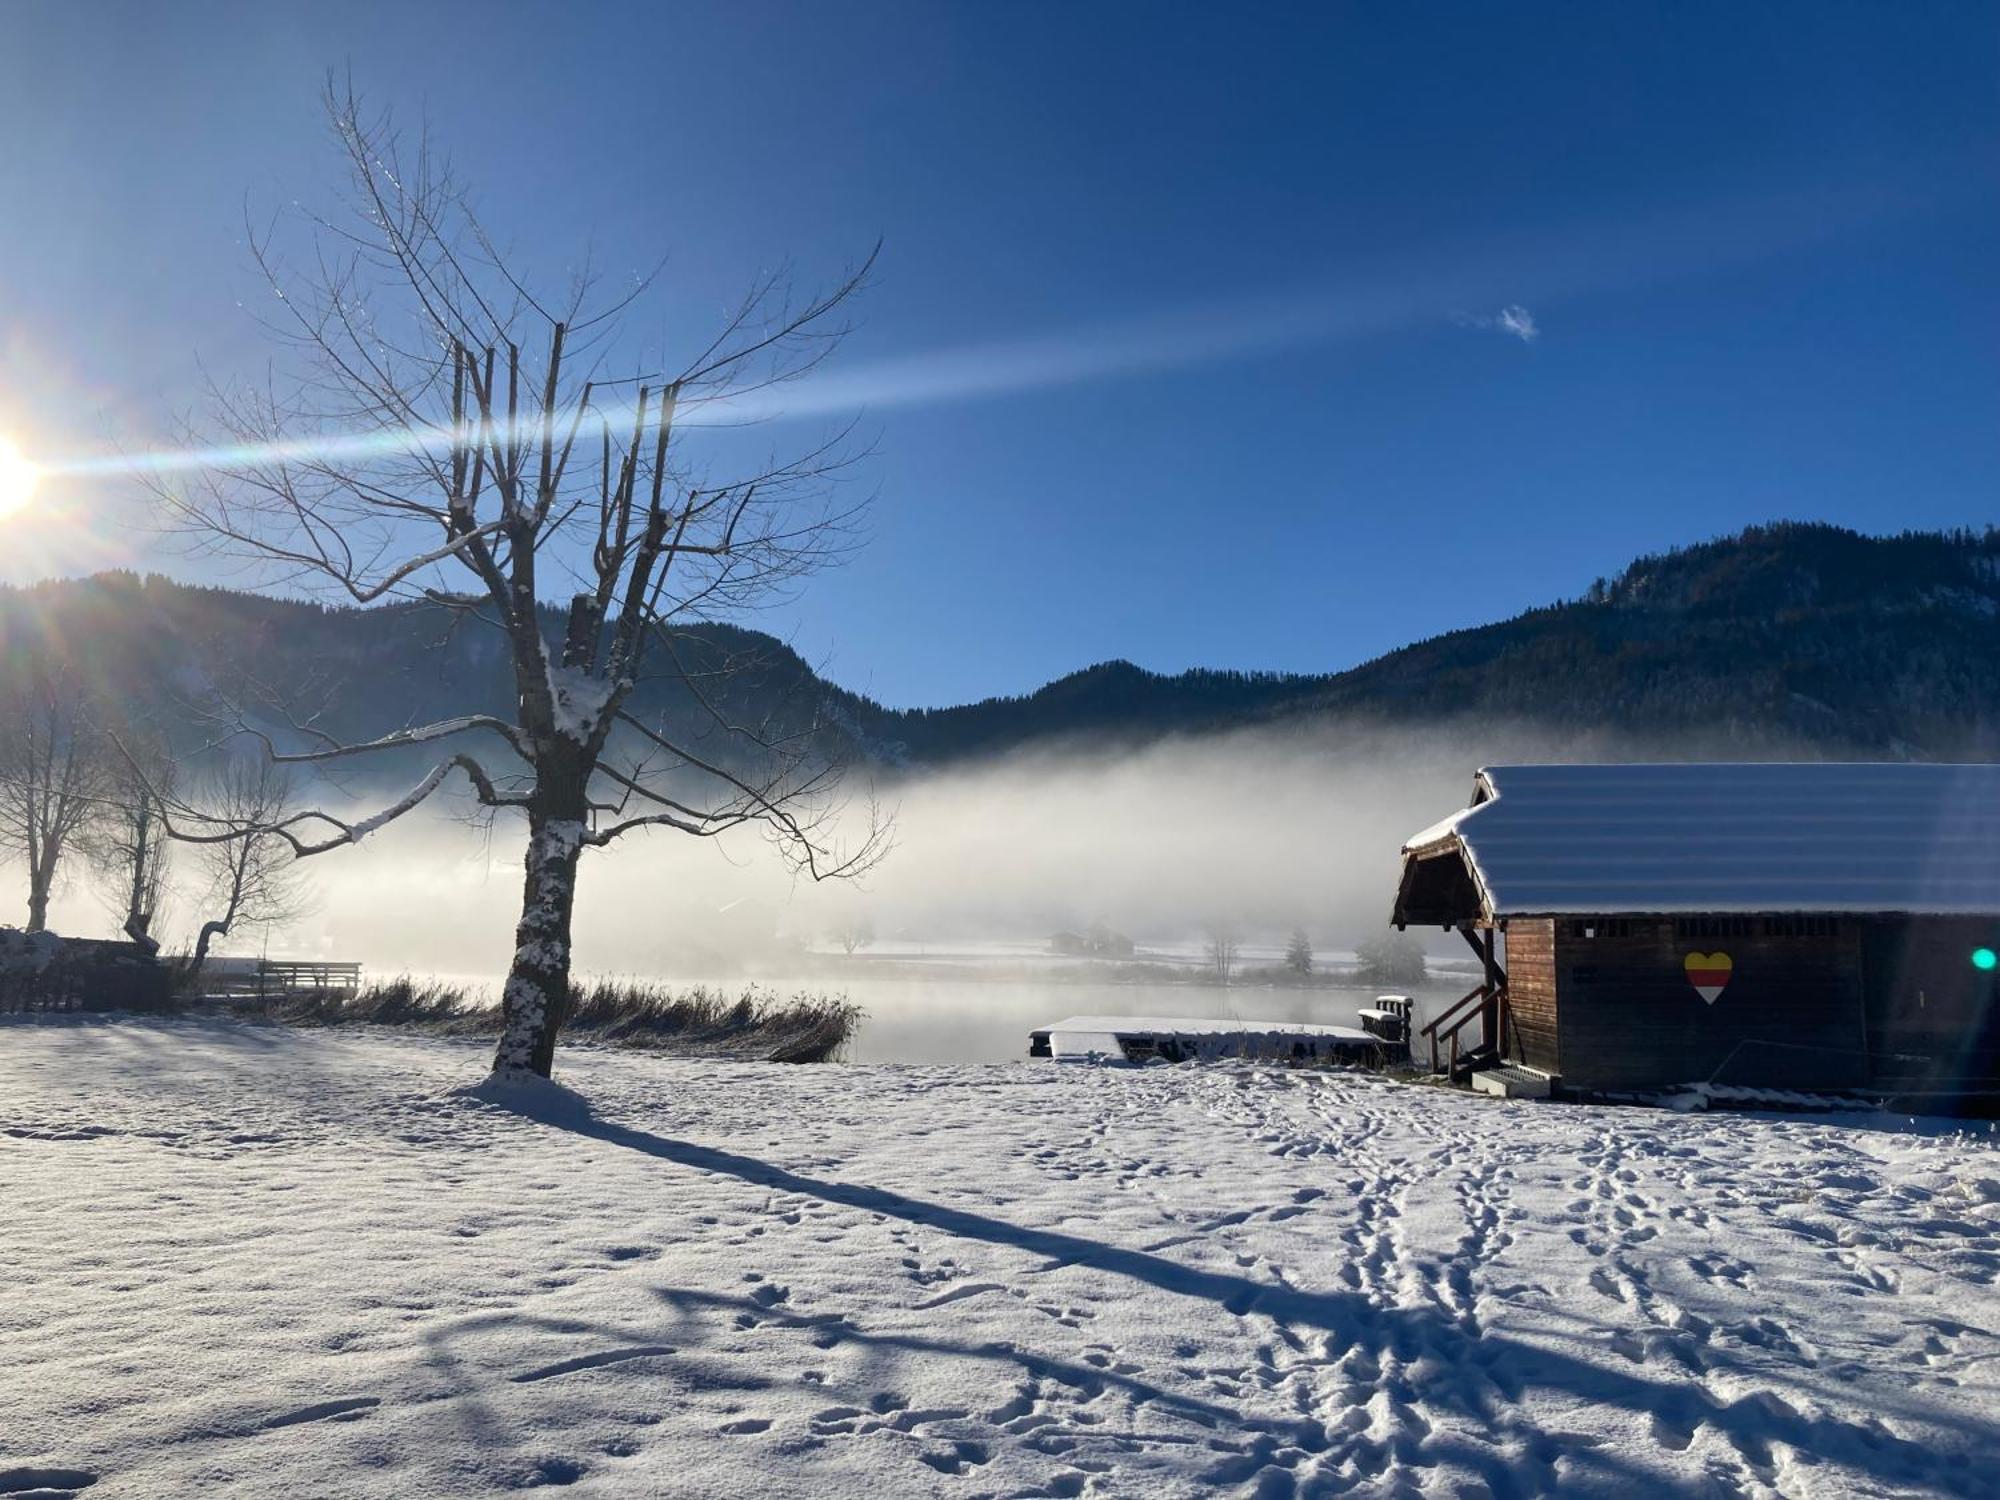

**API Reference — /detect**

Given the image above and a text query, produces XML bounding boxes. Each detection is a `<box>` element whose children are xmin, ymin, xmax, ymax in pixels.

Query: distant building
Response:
<box><xmin>1391</xmin><ymin>764</ymin><xmax>2000</xmax><ymax>1104</ymax></box>
<box><xmin>1048</xmin><ymin>924</ymin><xmax>1135</xmax><ymax>959</ymax></box>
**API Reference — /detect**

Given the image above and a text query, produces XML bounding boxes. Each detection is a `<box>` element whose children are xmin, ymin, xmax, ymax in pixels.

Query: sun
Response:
<box><xmin>0</xmin><ymin>438</ymin><xmax>40</xmax><ymax>518</ymax></box>
<box><xmin>0</xmin><ymin>438</ymin><xmax>40</xmax><ymax>519</ymax></box>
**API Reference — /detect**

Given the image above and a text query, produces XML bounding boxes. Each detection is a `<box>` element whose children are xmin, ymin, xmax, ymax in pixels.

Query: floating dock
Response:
<box><xmin>1028</xmin><ymin>1015</ymin><xmax>1400</xmax><ymax>1067</ymax></box>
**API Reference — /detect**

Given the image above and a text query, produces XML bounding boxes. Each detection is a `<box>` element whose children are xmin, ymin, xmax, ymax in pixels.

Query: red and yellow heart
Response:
<box><xmin>1684</xmin><ymin>951</ymin><xmax>1732</xmax><ymax>1004</ymax></box>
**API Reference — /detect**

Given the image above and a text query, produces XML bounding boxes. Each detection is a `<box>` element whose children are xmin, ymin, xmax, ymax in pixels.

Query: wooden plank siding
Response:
<box><xmin>1500</xmin><ymin>919</ymin><xmax>1560</xmax><ymax>1073</ymax></box>
<box><xmin>1538</xmin><ymin>916</ymin><xmax>1870</xmax><ymax>1093</ymax></box>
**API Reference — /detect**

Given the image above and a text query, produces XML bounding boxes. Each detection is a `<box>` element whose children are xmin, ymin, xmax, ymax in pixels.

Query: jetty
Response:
<box><xmin>1028</xmin><ymin>1013</ymin><xmax>1405</xmax><ymax>1067</ymax></box>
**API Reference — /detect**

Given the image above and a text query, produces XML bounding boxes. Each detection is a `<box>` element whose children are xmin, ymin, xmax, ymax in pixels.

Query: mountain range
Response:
<box><xmin>890</xmin><ymin>522</ymin><xmax>2000</xmax><ymax>760</ymax></box>
<box><xmin>3</xmin><ymin>521</ymin><xmax>1996</xmax><ymax>775</ymax></box>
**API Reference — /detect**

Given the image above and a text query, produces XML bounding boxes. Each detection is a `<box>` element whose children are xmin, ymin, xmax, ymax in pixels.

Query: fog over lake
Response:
<box><xmin>15</xmin><ymin>720</ymin><xmax>1777</xmax><ymax>1062</ymax></box>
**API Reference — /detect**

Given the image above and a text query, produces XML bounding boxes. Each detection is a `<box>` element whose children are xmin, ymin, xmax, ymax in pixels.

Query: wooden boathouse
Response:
<box><xmin>1391</xmin><ymin>764</ymin><xmax>2000</xmax><ymax>1105</ymax></box>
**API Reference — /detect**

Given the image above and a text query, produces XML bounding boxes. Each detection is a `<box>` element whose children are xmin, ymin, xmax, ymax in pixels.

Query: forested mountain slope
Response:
<box><xmin>3</xmin><ymin>522</ymin><xmax>1995</xmax><ymax>773</ymax></box>
<box><xmin>881</xmin><ymin>524</ymin><xmax>2000</xmax><ymax>759</ymax></box>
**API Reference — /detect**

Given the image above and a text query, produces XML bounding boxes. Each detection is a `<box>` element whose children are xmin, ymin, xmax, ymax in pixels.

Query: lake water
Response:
<box><xmin>826</xmin><ymin>972</ymin><xmax>1476</xmax><ymax>1064</ymax></box>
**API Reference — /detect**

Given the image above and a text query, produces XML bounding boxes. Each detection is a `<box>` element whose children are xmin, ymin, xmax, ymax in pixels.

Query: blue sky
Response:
<box><xmin>1</xmin><ymin>2</ymin><xmax>1995</xmax><ymax>706</ymax></box>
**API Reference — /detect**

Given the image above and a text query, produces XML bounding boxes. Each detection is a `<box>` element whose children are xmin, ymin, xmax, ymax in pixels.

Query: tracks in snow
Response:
<box><xmin>5</xmin><ymin>1024</ymin><xmax>1994</xmax><ymax>1499</ymax></box>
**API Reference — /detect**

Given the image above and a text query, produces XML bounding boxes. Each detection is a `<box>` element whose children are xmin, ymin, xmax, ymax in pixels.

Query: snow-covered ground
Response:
<box><xmin>4</xmin><ymin>1019</ymin><xmax>1998</xmax><ymax>1498</ymax></box>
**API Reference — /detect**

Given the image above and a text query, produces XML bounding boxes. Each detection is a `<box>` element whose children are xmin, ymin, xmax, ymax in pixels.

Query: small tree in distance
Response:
<box><xmin>834</xmin><ymin>913</ymin><xmax>875</xmax><ymax>957</ymax></box>
<box><xmin>84</xmin><ymin>725</ymin><xmax>177</xmax><ymax>952</ymax></box>
<box><xmin>1355</xmin><ymin>930</ymin><xmax>1428</xmax><ymax>988</ymax></box>
<box><xmin>1284</xmin><ymin>927</ymin><xmax>1313</xmax><ymax>977</ymax></box>
<box><xmin>1204</xmin><ymin>920</ymin><xmax>1241</xmax><ymax>986</ymax></box>
<box><xmin>0</xmin><ymin>666</ymin><xmax>107</xmax><ymax>933</ymax></box>
<box><xmin>187</xmin><ymin>760</ymin><xmax>314</xmax><ymax>969</ymax></box>
<box><xmin>150</xmin><ymin>84</ymin><xmax>888</xmax><ymax>1078</ymax></box>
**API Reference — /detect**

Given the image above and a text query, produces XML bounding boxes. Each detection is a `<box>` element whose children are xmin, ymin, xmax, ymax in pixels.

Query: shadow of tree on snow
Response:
<box><xmin>470</xmin><ymin>1086</ymin><xmax>1990</xmax><ymax>1496</ymax></box>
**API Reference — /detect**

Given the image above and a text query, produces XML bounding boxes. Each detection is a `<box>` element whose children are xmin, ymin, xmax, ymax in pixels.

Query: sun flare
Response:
<box><xmin>0</xmin><ymin>438</ymin><xmax>40</xmax><ymax>519</ymax></box>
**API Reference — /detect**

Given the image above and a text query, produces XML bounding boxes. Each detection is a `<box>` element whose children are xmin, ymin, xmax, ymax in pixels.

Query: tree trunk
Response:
<box><xmin>191</xmin><ymin>919</ymin><xmax>228</xmax><ymax>969</ymax></box>
<box><xmin>124</xmin><ymin>806</ymin><xmax>158</xmax><ymax>953</ymax></box>
<box><xmin>493</xmin><ymin>803</ymin><xmax>587</xmax><ymax>1077</ymax></box>
<box><xmin>25</xmin><ymin>847</ymin><xmax>55</xmax><ymax>933</ymax></box>
<box><xmin>124</xmin><ymin>910</ymin><xmax>160</xmax><ymax>957</ymax></box>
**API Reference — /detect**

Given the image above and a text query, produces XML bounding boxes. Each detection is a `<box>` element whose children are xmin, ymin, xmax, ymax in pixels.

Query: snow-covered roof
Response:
<box><xmin>1402</xmin><ymin>763</ymin><xmax>2000</xmax><ymax>916</ymax></box>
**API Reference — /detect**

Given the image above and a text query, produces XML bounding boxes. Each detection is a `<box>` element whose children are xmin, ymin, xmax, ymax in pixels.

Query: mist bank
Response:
<box><xmin>11</xmin><ymin>717</ymin><xmax>1828</xmax><ymax>983</ymax></box>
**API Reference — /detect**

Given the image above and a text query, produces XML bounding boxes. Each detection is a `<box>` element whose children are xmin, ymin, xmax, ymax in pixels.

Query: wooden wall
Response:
<box><xmin>1500</xmin><ymin>919</ymin><xmax>1559</xmax><ymax>1073</ymax></box>
<box><xmin>1538</xmin><ymin>916</ymin><xmax>1869</xmax><ymax>1093</ymax></box>
<box><xmin>1860</xmin><ymin>917</ymin><xmax>2000</xmax><ymax>1093</ymax></box>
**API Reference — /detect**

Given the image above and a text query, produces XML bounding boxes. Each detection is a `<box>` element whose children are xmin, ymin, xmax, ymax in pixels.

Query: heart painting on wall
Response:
<box><xmin>1684</xmin><ymin>951</ymin><xmax>1733</xmax><ymax>1005</ymax></box>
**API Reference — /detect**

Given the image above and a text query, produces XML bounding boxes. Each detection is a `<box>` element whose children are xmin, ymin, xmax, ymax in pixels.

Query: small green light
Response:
<box><xmin>1975</xmin><ymin>948</ymin><xmax>1998</xmax><ymax>972</ymax></box>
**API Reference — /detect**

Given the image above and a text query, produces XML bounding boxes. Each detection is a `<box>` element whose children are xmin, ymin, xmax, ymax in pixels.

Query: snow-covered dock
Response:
<box><xmin>1028</xmin><ymin>1014</ymin><xmax>1387</xmax><ymax>1065</ymax></box>
<box><xmin>4</xmin><ymin>1018</ymin><xmax>1997</xmax><ymax>1497</ymax></box>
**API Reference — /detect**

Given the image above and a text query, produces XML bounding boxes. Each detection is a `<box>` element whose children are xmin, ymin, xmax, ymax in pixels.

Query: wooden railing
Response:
<box><xmin>198</xmin><ymin>960</ymin><xmax>363</xmax><ymax>1000</ymax></box>
<box><xmin>1420</xmin><ymin>982</ymin><xmax>1508</xmax><ymax>1077</ymax></box>
<box><xmin>260</xmin><ymin>960</ymin><xmax>362</xmax><ymax>995</ymax></box>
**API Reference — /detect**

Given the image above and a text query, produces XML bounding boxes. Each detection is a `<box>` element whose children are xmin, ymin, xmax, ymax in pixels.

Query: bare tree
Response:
<box><xmin>833</xmin><ymin>912</ymin><xmax>875</xmax><ymax>958</ymax></box>
<box><xmin>84</xmin><ymin>727</ymin><xmax>177</xmax><ymax>953</ymax></box>
<box><xmin>153</xmin><ymin>84</ymin><xmax>887</xmax><ymax>1076</ymax></box>
<box><xmin>1204</xmin><ymin>920</ymin><xmax>1241</xmax><ymax>986</ymax></box>
<box><xmin>187</xmin><ymin>760</ymin><xmax>313</xmax><ymax>970</ymax></box>
<box><xmin>0</xmin><ymin>666</ymin><xmax>108</xmax><ymax>933</ymax></box>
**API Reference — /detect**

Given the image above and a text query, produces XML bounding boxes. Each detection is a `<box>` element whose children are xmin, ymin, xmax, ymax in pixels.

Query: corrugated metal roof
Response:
<box><xmin>1403</xmin><ymin>763</ymin><xmax>2000</xmax><ymax>916</ymax></box>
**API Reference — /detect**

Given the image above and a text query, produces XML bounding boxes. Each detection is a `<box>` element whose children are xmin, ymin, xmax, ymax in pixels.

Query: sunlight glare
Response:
<box><xmin>0</xmin><ymin>438</ymin><xmax>40</xmax><ymax>519</ymax></box>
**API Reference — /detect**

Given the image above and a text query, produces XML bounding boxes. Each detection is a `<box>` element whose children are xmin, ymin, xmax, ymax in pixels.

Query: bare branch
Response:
<box><xmin>145</xmin><ymin>82</ymin><xmax>887</xmax><ymax>1078</ymax></box>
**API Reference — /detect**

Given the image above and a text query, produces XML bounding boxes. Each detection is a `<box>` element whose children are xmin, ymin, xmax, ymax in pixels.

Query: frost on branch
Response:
<box><xmin>545</xmin><ymin>666</ymin><xmax>614</xmax><ymax>744</ymax></box>
<box><xmin>346</xmin><ymin>762</ymin><xmax>453</xmax><ymax>842</ymax></box>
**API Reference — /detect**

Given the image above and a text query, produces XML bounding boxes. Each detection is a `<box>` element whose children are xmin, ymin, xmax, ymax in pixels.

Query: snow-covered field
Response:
<box><xmin>4</xmin><ymin>1019</ymin><xmax>1998</xmax><ymax>1498</ymax></box>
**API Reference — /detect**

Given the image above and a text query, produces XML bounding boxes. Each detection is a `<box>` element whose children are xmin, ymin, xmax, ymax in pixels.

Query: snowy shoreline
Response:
<box><xmin>5</xmin><ymin>1017</ymin><xmax>1997</xmax><ymax>1497</ymax></box>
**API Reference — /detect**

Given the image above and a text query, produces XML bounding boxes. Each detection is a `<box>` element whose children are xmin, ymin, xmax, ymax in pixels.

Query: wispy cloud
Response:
<box><xmin>1457</xmin><ymin>304</ymin><xmax>1539</xmax><ymax>344</ymax></box>
<box><xmin>1496</xmin><ymin>304</ymin><xmax>1539</xmax><ymax>343</ymax></box>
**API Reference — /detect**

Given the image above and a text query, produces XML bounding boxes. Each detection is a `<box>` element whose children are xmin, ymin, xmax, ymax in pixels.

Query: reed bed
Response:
<box><xmin>249</xmin><ymin>977</ymin><xmax>864</xmax><ymax>1063</ymax></box>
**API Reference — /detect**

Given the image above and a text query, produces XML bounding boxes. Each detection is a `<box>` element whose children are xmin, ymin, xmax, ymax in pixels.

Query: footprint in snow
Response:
<box><xmin>260</xmin><ymin>1396</ymin><xmax>381</xmax><ymax>1430</ymax></box>
<box><xmin>598</xmin><ymin>1244</ymin><xmax>659</xmax><ymax>1262</ymax></box>
<box><xmin>511</xmin><ymin>1346</ymin><xmax>677</xmax><ymax>1383</ymax></box>
<box><xmin>0</xmin><ymin>1469</ymin><xmax>97</xmax><ymax>1497</ymax></box>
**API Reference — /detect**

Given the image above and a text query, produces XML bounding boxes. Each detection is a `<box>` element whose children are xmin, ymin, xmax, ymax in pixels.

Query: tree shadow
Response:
<box><xmin>489</xmin><ymin>1093</ymin><xmax>1990</xmax><ymax>1495</ymax></box>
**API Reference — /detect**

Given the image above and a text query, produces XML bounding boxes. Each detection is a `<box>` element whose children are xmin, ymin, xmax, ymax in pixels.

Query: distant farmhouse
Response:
<box><xmin>1393</xmin><ymin>764</ymin><xmax>2000</xmax><ymax>1105</ymax></box>
<box><xmin>1048</xmin><ymin>924</ymin><xmax>1136</xmax><ymax>959</ymax></box>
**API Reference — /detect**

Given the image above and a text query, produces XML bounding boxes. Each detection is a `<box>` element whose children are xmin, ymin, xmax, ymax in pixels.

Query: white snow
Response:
<box><xmin>344</xmin><ymin>761</ymin><xmax>455</xmax><ymax>843</ymax></box>
<box><xmin>0</xmin><ymin>927</ymin><xmax>60</xmax><ymax>974</ymax></box>
<box><xmin>1038</xmin><ymin>1017</ymin><xmax>1374</xmax><ymax>1063</ymax></box>
<box><xmin>4</xmin><ymin>1017</ymin><xmax>1998</xmax><ymax>1497</ymax></box>
<box><xmin>1040</xmin><ymin>1016</ymin><xmax>1375</xmax><ymax>1040</ymax></box>
<box><xmin>544</xmin><ymin>665</ymin><xmax>616</xmax><ymax>743</ymax></box>
<box><xmin>1404</xmin><ymin>762</ymin><xmax>2000</xmax><ymax>915</ymax></box>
